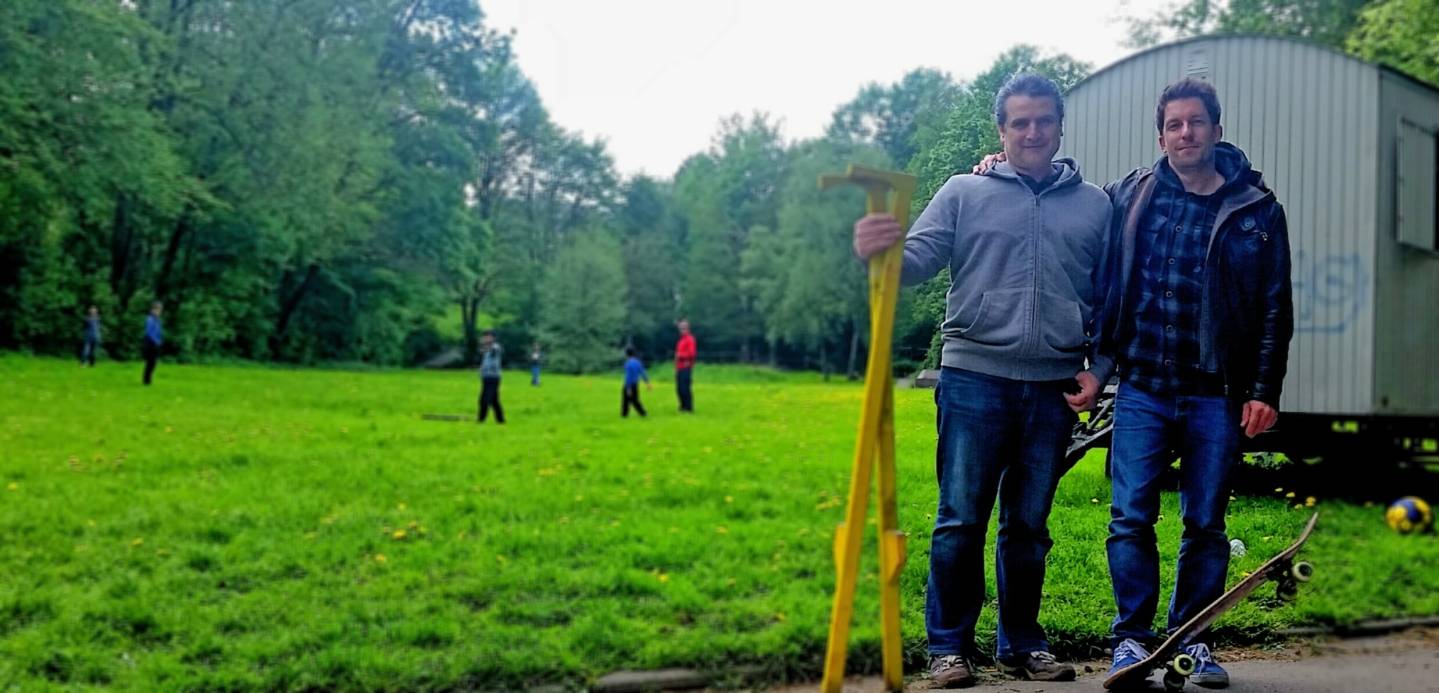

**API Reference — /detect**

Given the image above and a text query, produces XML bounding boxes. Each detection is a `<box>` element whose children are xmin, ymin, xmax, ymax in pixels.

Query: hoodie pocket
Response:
<box><xmin>958</xmin><ymin>288</ymin><xmax>1027</xmax><ymax>348</ymax></box>
<box><xmin>1038</xmin><ymin>291</ymin><xmax>1086</xmax><ymax>354</ymax></box>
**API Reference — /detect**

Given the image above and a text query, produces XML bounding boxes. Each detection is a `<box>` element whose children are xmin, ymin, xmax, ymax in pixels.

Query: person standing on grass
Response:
<box><xmin>477</xmin><ymin>330</ymin><xmax>505</xmax><ymax>424</ymax></box>
<box><xmin>853</xmin><ymin>73</ymin><xmax>1111</xmax><ymax>687</ymax></box>
<box><xmin>674</xmin><ymin>318</ymin><xmax>696</xmax><ymax>413</ymax></box>
<box><xmin>622</xmin><ymin>347</ymin><xmax>652</xmax><ymax>418</ymax></box>
<box><xmin>530</xmin><ymin>342</ymin><xmax>543</xmax><ymax>386</ymax></box>
<box><xmin>141</xmin><ymin>302</ymin><xmax>163</xmax><ymax>385</ymax></box>
<box><xmin>1095</xmin><ymin>79</ymin><xmax>1293</xmax><ymax>689</ymax></box>
<box><xmin>80</xmin><ymin>305</ymin><xmax>102</xmax><ymax>367</ymax></box>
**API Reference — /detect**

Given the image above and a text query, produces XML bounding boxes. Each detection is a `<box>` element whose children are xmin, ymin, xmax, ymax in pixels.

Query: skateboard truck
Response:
<box><xmin>817</xmin><ymin>165</ymin><xmax>916</xmax><ymax>693</ymax></box>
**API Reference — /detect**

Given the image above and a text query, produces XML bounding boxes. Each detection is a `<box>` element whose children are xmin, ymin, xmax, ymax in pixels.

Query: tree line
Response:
<box><xmin>2</xmin><ymin>1</ymin><xmax>1431</xmax><ymax>375</ymax></box>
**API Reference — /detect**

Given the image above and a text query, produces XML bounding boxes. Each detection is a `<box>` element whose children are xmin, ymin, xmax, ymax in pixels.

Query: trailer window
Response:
<box><xmin>1397</xmin><ymin>118</ymin><xmax>1438</xmax><ymax>252</ymax></box>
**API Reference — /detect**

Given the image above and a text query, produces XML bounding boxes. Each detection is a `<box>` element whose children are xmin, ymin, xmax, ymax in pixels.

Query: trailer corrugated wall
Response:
<box><xmin>1373</xmin><ymin>71</ymin><xmax>1439</xmax><ymax>415</ymax></box>
<box><xmin>1059</xmin><ymin>36</ymin><xmax>1383</xmax><ymax>416</ymax></box>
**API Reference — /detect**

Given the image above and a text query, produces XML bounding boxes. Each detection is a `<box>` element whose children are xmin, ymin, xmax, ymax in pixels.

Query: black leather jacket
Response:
<box><xmin>1092</xmin><ymin>143</ymin><xmax>1294</xmax><ymax>406</ymax></box>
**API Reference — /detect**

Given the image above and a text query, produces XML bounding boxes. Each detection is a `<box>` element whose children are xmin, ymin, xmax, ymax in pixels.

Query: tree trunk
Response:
<box><xmin>154</xmin><ymin>210</ymin><xmax>190</xmax><ymax>304</ymax></box>
<box><xmin>846</xmin><ymin>322</ymin><xmax>862</xmax><ymax>381</ymax></box>
<box><xmin>109</xmin><ymin>193</ymin><xmax>136</xmax><ymax>311</ymax></box>
<box><xmin>461</xmin><ymin>296</ymin><xmax>479</xmax><ymax>366</ymax></box>
<box><xmin>820</xmin><ymin>342</ymin><xmax>831</xmax><ymax>382</ymax></box>
<box><xmin>270</xmin><ymin>263</ymin><xmax>320</xmax><ymax>357</ymax></box>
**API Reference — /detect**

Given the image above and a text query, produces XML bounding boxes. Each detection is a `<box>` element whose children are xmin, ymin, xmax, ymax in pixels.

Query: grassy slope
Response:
<box><xmin>1</xmin><ymin>356</ymin><xmax>1435</xmax><ymax>689</ymax></box>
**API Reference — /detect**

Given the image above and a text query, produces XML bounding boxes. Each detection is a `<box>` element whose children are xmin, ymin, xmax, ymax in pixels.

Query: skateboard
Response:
<box><xmin>1104</xmin><ymin>512</ymin><xmax>1319</xmax><ymax>691</ymax></box>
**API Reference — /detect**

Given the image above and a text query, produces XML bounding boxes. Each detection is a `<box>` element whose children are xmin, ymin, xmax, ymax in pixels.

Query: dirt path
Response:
<box><xmin>768</xmin><ymin>628</ymin><xmax>1439</xmax><ymax>692</ymax></box>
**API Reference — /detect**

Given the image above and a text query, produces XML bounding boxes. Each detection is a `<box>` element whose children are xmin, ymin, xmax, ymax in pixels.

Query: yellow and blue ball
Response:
<box><xmin>1386</xmin><ymin>496</ymin><xmax>1433</xmax><ymax>534</ymax></box>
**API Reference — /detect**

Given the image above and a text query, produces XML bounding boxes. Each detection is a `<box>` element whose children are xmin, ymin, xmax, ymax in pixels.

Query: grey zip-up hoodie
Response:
<box><xmin>902</xmin><ymin>159</ymin><xmax>1112</xmax><ymax>381</ymax></box>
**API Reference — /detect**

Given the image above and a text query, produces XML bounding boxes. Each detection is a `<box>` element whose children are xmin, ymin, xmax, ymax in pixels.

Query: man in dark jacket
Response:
<box><xmin>1097</xmin><ymin>79</ymin><xmax>1294</xmax><ymax>689</ymax></box>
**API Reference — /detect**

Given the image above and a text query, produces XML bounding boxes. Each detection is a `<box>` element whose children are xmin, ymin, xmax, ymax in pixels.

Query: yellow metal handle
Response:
<box><xmin>819</xmin><ymin>165</ymin><xmax>915</xmax><ymax>693</ymax></box>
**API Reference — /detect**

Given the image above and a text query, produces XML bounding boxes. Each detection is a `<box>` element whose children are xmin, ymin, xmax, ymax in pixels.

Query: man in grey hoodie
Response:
<box><xmin>854</xmin><ymin>74</ymin><xmax>1111</xmax><ymax>687</ymax></box>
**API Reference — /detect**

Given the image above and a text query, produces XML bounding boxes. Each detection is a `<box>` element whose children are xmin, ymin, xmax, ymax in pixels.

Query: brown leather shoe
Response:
<box><xmin>928</xmin><ymin>654</ymin><xmax>977</xmax><ymax>688</ymax></box>
<box><xmin>998</xmin><ymin>650</ymin><xmax>1076</xmax><ymax>681</ymax></box>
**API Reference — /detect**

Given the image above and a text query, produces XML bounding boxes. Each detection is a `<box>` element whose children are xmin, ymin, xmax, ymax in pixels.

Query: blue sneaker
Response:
<box><xmin>1108</xmin><ymin>638</ymin><xmax>1150</xmax><ymax>678</ymax></box>
<box><xmin>1185</xmin><ymin>643</ymin><xmax>1230</xmax><ymax>688</ymax></box>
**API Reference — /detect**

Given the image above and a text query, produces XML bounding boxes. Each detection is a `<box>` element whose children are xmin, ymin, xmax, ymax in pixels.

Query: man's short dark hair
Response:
<box><xmin>625</xmin><ymin>347</ymin><xmax>636</xmax><ymax>357</ymax></box>
<box><xmin>1155</xmin><ymin>78</ymin><xmax>1221</xmax><ymax>132</ymax></box>
<box><xmin>994</xmin><ymin>73</ymin><xmax>1064</xmax><ymax>127</ymax></box>
<box><xmin>482</xmin><ymin>329</ymin><xmax>495</xmax><ymax>337</ymax></box>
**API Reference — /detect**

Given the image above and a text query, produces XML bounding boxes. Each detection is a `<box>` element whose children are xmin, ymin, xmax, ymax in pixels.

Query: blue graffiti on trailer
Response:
<box><xmin>1292</xmin><ymin>250</ymin><xmax>1367</xmax><ymax>334</ymax></box>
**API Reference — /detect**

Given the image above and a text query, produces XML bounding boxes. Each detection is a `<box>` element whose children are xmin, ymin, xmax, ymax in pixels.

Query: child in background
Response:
<box><xmin>621</xmin><ymin>347</ymin><xmax>651</xmax><ymax>418</ymax></box>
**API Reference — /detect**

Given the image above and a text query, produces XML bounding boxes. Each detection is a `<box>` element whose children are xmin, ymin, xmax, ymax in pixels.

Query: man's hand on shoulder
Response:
<box><xmin>971</xmin><ymin>151</ymin><xmax>1006</xmax><ymax>175</ymax></box>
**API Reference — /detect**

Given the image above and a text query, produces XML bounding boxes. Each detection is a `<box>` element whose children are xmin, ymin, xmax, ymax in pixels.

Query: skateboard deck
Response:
<box><xmin>1104</xmin><ymin>512</ymin><xmax>1319</xmax><ymax>691</ymax></box>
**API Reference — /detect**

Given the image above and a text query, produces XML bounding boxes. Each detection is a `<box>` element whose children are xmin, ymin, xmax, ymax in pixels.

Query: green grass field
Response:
<box><xmin>2</xmin><ymin>355</ymin><xmax>1436</xmax><ymax>690</ymax></box>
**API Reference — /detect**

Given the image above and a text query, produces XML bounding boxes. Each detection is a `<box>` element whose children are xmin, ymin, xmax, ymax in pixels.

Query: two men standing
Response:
<box><xmin>854</xmin><ymin>75</ymin><xmax>1293</xmax><ymax>688</ymax></box>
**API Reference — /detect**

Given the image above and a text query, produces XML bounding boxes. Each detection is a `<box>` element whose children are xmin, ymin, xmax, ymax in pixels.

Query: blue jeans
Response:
<box><xmin>531</xmin><ymin>364</ymin><xmax>541</xmax><ymax>386</ymax></box>
<box><xmin>1107</xmin><ymin>383</ymin><xmax>1241</xmax><ymax>647</ymax></box>
<box><xmin>926</xmin><ymin>367</ymin><xmax>1076</xmax><ymax>660</ymax></box>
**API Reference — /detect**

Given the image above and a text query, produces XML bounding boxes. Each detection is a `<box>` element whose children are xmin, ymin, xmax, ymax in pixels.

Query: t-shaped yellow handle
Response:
<box><xmin>818</xmin><ymin>164</ymin><xmax>916</xmax><ymax>693</ymax></box>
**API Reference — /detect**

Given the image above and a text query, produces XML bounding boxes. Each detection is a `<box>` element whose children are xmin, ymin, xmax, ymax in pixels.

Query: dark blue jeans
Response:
<box><xmin>1107</xmin><ymin>383</ymin><xmax>1241</xmax><ymax>647</ymax></box>
<box><xmin>926</xmin><ymin>367</ymin><xmax>1076</xmax><ymax>660</ymax></box>
<box><xmin>675</xmin><ymin>368</ymin><xmax>693</xmax><ymax>412</ymax></box>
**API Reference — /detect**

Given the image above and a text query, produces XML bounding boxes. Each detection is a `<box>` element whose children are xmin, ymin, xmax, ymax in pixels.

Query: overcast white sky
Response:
<box><xmin>481</xmin><ymin>0</ymin><xmax>1170</xmax><ymax>179</ymax></box>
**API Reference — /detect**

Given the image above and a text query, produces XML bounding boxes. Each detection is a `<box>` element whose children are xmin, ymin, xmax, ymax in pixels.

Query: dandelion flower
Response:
<box><xmin>715</xmin><ymin>526</ymin><xmax>729</xmax><ymax>534</ymax></box>
<box><xmin>374</xmin><ymin>554</ymin><xmax>387</xmax><ymax>563</ymax></box>
<box><xmin>5</xmin><ymin>482</ymin><xmax>16</xmax><ymax>492</ymax></box>
<box><xmin>392</xmin><ymin>529</ymin><xmax>408</xmax><ymax>541</ymax></box>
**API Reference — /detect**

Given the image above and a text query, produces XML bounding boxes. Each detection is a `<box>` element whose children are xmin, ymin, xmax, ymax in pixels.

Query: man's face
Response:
<box><xmin>678</xmin><ymin>320</ymin><xmax>690</xmax><ymax>336</ymax></box>
<box><xmin>1158</xmin><ymin>97</ymin><xmax>1222</xmax><ymax>170</ymax></box>
<box><xmin>997</xmin><ymin>95</ymin><xmax>1062</xmax><ymax>176</ymax></box>
<box><xmin>482</xmin><ymin>334</ymin><xmax>493</xmax><ymax>347</ymax></box>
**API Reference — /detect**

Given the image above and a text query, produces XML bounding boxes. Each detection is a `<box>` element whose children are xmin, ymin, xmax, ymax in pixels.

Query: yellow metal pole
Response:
<box><xmin>817</xmin><ymin>166</ymin><xmax>915</xmax><ymax>693</ymax></box>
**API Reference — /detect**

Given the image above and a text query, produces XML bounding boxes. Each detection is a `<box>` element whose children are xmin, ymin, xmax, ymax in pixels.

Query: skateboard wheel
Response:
<box><xmin>1171</xmin><ymin>652</ymin><xmax>1197</xmax><ymax>676</ymax></box>
<box><xmin>1276</xmin><ymin>579</ymin><xmax>1300</xmax><ymax>602</ymax></box>
<box><xmin>1163</xmin><ymin>670</ymin><xmax>1188</xmax><ymax>691</ymax></box>
<box><xmin>1291</xmin><ymin>561</ymin><xmax>1314</xmax><ymax>583</ymax></box>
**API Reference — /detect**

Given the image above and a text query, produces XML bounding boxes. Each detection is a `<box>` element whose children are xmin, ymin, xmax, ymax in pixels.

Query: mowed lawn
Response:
<box><xmin>2</xmin><ymin>355</ymin><xmax>1436</xmax><ymax>690</ymax></box>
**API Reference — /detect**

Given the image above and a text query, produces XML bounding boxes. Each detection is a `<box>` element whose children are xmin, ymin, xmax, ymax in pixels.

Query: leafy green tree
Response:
<box><xmin>617</xmin><ymin>176</ymin><xmax>684</xmax><ymax>355</ymax></box>
<box><xmin>1348</xmin><ymin>0</ymin><xmax>1439</xmax><ymax>85</ymax></box>
<box><xmin>1122</xmin><ymin>0</ymin><xmax>1370</xmax><ymax>49</ymax></box>
<box><xmin>536</xmin><ymin>232</ymin><xmax>628</xmax><ymax>373</ymax></box>
<box><xmin>676</xmin><ymin>113</ymin><xmax>788</xmax><ymax>361</ymax></box>
<box><xmin>826</xmin><ymin>68</ymin><xmax>963</xmax><ymax>171</ymax></box>
<box><xmin>752</xmin><ymin>140</ymin><xmax>890</xmax><ymax>379</ymax></box>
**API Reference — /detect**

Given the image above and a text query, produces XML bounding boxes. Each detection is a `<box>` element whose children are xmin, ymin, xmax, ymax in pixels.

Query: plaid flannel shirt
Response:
<box><xmin>1121</xmin><ymin>164</ymin><xmax>1222</xmax><ymax>395</ymax></box>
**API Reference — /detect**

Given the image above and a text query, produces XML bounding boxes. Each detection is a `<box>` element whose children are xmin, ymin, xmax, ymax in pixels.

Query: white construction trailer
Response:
<box><xmin>1058</xmin><ymin>35</ymin><xmax>1439</xmax><ymax>474</ymax></box>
